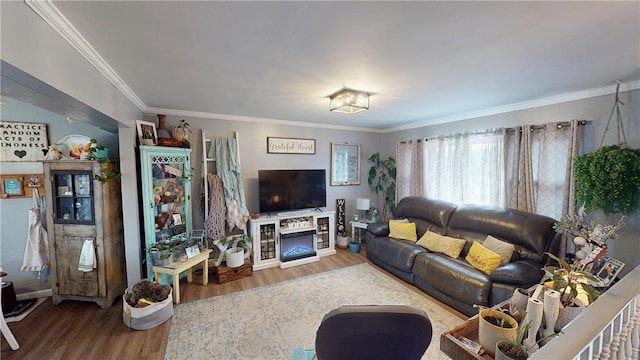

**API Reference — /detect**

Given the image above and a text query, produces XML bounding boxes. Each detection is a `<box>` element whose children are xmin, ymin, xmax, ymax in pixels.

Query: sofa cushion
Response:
<box><xmin>465</xmin><ymin>241</ymin><xmax>502</xmax><ymax>275</ymax></box>
<box><xmin>416</xmin><ymin>231</ymin><xmax>466</xmax><ymax>259</ymax></box>
<box><xmin>389</xmin><ymin>222</ymin><xmax>417</xmax><ymax>242</ymax></box>
<box><xmin>365</xmin><ymin>237</ymin><xmax>425</xmax><ymax>273</ymax></box>
<box><xmin>483</xmin><ymin>235</ymin><xmax>515</xmax><ymax>265</ymax></box>
<box><xmin>413</xmin><ymin>252</ymin><xmax>491</xmax><ymax>307</ymax></box>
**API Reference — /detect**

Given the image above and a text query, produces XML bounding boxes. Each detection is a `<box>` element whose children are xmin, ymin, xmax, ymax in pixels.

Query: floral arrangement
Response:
<box><xmin>553</xmin><ymin>205</ymin><xmax>627</xmax><ymax>260</ymax></box>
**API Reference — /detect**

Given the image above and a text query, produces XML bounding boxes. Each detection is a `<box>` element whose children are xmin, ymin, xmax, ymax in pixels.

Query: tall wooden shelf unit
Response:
<box><xmin>138</xmin><ymin>145</ymin><xmax>192</xmax><ymax>281</ymax></box>
<box><xmin>44</xmin><ymin>161</ymin><xmax>126</xmax><ymax>308</ymax></box>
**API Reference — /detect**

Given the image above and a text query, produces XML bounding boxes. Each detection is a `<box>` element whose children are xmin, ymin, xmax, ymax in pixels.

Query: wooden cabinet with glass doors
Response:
<box><xmin>44</xmin><ymin>161</ymin><xmax>125</xmax><ymax>308</ymax></box>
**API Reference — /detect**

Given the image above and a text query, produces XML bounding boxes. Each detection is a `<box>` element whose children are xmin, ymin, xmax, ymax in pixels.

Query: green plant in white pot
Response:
<box><xmin>220</xmin><ymin>234</ymin><xmax>252</xmax><ymax>268</ymax></box>
<box><xmin>477</xmin><ymin>307</ymin><xmax>518</xmax><ymax>357</ymax></box>
<box><xmin>336</xmin><ymin>229</ymin><xmax>350</xmax><ymax>249</ymax></box>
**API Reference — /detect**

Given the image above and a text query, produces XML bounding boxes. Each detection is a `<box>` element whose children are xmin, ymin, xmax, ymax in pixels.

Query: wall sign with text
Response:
<box><xmin>0</xmin><ymin>121</ymin><xmax>49</xmax><ymax>161</ymax></box>
<box><xmin>267</xmin><ymin>137</ymin><xmax>316</xmax><ymax>154</ymax></box>
<box><xmin>336</xmin><ymin>199</ymin><xmax>346</xmax><ymax>234</ymax></box>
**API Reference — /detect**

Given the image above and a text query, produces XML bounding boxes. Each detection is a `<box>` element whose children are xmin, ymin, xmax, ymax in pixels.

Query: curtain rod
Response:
<box><xmin>399</xmin><ymin>120</ymin><xmax>590</xmax><ymax>144</ymax></box>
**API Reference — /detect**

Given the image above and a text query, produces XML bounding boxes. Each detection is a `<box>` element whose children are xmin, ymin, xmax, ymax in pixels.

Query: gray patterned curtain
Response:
<box><xmin>396</xmin><ymin>139</ymin><xmax>425</xmax><ymax>201</ymax></box>
<box><xmin>505</xmin><ymin>120</ymin><xmax>584</xmax><ymax>257</ymax></box>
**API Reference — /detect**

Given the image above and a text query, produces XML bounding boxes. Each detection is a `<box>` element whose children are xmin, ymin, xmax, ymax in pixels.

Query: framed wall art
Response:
<box><xmin>330</xmin><ymin>143</ymin><xmax>360</xmax><ymax>186</ymax></box>
<box><xmin>267</xmin><ymin>137</ymin><xmax>315</xmax><ymax>154</ymax></box>
<box><xmin>136</xmin><ymin>120</ymin><xmax>158</xmax><ymax>146</ymax></box>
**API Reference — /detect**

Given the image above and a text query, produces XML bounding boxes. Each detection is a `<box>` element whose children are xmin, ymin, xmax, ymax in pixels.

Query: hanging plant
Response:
<box><xmin>574</xmin><ymin>145</ymin><xmax>640</xmax><ymax>214</ymax></box>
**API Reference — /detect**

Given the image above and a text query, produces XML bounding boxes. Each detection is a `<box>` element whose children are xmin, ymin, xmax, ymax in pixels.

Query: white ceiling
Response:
<box><xmin>41</xmin><ymin>1</ymin><xmax>640</xmax><ymax>130</ymax></box>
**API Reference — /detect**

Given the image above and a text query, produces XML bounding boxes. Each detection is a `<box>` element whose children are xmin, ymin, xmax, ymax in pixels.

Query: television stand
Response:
<box><xmin>248</xmin><ymin>209</ymin><xmax>336</xmax><ymax>271</ymax></box>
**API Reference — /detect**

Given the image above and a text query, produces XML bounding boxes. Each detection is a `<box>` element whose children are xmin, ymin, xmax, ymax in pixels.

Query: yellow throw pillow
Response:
<box><xmin>416</xmin><ymin>231</ymin><xmax>466</xmax><ymax>258</ymax></box>
<box><xmin>388</xmin><ymin>222</ymin><xmax>417</xmax><ymax>242</ymax></box>
<box><xmin>483</xmin><ymin>235</ymin><xmax>515</xmax><ymax>265</ymax></box>
<box><xmin>465</xmin><ymin>241</ymin><xmax>502</xmax><ymax>275</ymax></box>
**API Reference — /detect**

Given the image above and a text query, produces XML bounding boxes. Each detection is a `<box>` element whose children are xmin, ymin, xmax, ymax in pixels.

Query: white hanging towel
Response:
<box><xmin>21</xmin><ymin>188</ymin><xmax>50</xmax><ymax>273</ymax></box>
<box><xmin>78</xmin><ymin>239</ymin><xmax>97</xmax><ymax>272</ymax></box>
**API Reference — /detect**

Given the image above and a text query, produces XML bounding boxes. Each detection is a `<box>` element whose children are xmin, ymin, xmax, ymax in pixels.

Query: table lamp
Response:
<box><xmin>356</xmin><ymin>198</ymin><xmax>370</xmax><ymax>222</ymax></box>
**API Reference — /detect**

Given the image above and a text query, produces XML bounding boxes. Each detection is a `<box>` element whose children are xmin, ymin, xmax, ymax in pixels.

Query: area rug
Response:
<box><xmin>165</xmin><ymin>263</ymin><xmax>463</xmax><ymax>360</ymax></box>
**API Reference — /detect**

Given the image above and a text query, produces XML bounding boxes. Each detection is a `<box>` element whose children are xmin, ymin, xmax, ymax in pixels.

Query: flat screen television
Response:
<box><xmin>258</xmin><ymin>169</ymin><xmax>327</xmax><ymax>213</ymax></box>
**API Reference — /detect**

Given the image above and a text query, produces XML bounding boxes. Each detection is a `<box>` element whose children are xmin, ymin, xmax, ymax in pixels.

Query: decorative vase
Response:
<box><xmin>542</xmin><ymin>290</ymin><xmax>560</xmax><ymax>339</ymax></box>
<box><xmin>225</xmin><ymin>247</ymin><xmax>245</xmax><ymax>268</ymax></box>
<box><xmin>92</xmin><ymin>147</ymin><xmax>111</xmax><ymax>161</ymax></box>
<box><xmin>554</xmin><ymin>304</ymin><xmax>586</xmax><ymax>332</ymax></box>
<box><xmin>149</xmin><ymin>249</ymin><xmax>162</xmax><ymax>266</ymax></box>
<box><xmin>156</xmin><ymin>114</ymin><xmax>172</xmax><ymax>139</ymax></box>
<box><xmin>336</xmin><ymin>235</ymin><xmax>349</xmax><ymax>249</ymax></box>
<box><xmin>509</xmin><ymin>287</ymin><xmax>529</xmax><ymax>320</ymax></box>
<box><xmin>348</xmin><ymin>241</ymin><xmax>361</xmax><ymax>253</ymax></box>
<box><xmin>478</xmin><ymin>309</ymin><xmax>518</xmax><ymax>357</ymax></box>
<box><xmin>523</xmin><ymin>297</ymin><xmax>544</xmax><ymax>351</ymax></box>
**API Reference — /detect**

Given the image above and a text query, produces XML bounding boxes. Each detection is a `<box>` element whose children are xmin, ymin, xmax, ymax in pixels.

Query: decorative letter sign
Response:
<box><xmin>0</xmin><ymin>121</ymin><xmax>49</xmax><ymax>161</ymax></box>
<box><xmin>336</xmin><ymin>199</ymin><xmax>346</xmax><ymax>234</ymax></box>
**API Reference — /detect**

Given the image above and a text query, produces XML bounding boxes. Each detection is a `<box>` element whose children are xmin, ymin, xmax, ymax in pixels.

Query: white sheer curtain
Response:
<box><xmin>423</xmin><ymin>129</ymin><xmax>505</xmax><ymax>206</ymax></box>
<box><xmin>396</xmin><ymin>139</ymin><xmax>425</xmax><ymax>202</ymax></box>
<box><xmin>397</xmin><ymin>121</ymin><xmax>584</xmax><ymax>232</ymax></box>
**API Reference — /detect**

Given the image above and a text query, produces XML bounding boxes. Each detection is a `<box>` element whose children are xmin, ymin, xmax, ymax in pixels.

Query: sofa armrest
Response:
<box><xmin>367</xmin><ymin>222</ymin><xmax>390</xmax><ymax>237</ymax></box>
<box><xmin>490</xmin><ymin>260</ymin><xmax>543</xmax><ymax>286</ymax></box>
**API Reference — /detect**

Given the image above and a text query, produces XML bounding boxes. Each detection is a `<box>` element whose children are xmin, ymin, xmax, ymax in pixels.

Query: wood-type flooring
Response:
<box><xmin>0</xmin><ymin>246</ymin><xmax>465</xmax><ymax>359</ymax></box>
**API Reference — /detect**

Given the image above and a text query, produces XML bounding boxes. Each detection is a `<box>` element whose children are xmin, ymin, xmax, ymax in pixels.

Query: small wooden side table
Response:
<box><xmin>152</xmin><ymin>248</ymin><xmax>212</xmax><ymax>304</ymax></box>
<box><xmin>350</xmin><ymin>220</ymin><xmax>370</xmax><ymax>243</ymax></box>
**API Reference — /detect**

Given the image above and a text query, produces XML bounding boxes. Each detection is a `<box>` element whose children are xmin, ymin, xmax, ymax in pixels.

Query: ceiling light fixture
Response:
<box><xmin>328</xmin><ymin>87</ymin><xmax>370</xmax><ymax>114</ymax></box>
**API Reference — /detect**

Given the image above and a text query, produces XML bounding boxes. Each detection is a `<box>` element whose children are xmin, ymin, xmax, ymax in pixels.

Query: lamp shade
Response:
<box><xmin>356</xmin><ymin>198</ymin><xmax>370</xmax><ymax>211</ymax></box>
<box><xmin>329</xmin><ymin>88</ymin><xmax>370</xmax><ymax>114</ymax></box>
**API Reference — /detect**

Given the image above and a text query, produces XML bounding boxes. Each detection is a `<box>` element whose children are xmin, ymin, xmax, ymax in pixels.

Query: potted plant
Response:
<box><xmin>494</xmin><ymin>312</ymin><xmax>559</xmax><ymax>360</ymax></box>
<box><xmin>573</xmin><ymin>144</ymin><xmax>640</xmax><ymax>214</ymax></box>
<box><xmin>477</xmin><ymin>307</ymin><xmax>519</xmax><ymax>357</ymax></box>
<box><xmin>541</xmin><ymin>252</ymin><xmax>602</xmax><ymax>331</ymax></box>
<box><xmin>171</xmin><ymin>119</ymin><xmax>191</xmax><ymax>145</ymax></box>
<box><xmin>336</xmin><ymin>229</ymin><xmax>350</xmax><ymax>249</ymax></box>
<box><xmin>367</xmin><ymin>153</ymin><xmax>396</xmax><ymax>221</ymax></box>
<box><xmin>86</xmin><ymin>138</ymin><xmax>122</xmax><ymax>183</ymax></box>
<box><xmin>367</xmin><ymin>207</ymin><xmax>379</xmax><ymax>223</ymax></box>
<box><xmin>149</xmin><ymin>242</ymin><xmax>174</xmax><ymax>267</ymax></box>
<box><xmin>220</xmin><ymin>234</ymin><xmax>252</xmax><ymax>268</ymax></box>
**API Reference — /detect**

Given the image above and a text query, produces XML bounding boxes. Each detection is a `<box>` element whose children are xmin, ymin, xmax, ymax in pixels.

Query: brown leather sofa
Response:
<box><xmin>366</xmin><ymin>197</ymin><xmax>560</xmax><ymax>317</ymax></box>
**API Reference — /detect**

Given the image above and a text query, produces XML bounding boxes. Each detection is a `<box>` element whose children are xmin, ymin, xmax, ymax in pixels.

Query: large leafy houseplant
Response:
<box><xmin>367</xmin><ymin>153</ymin><xmax>396</xmax><ymax>221</ymax></box>
<box><xmin>574</xmin><ymin>145</ymin><xmax>640</xmax><ymax>214</ymax></box>
<box><xmin>541</xmin><ymin>252</ymin><xmax>600</xmax><ymax>307</ymax></box>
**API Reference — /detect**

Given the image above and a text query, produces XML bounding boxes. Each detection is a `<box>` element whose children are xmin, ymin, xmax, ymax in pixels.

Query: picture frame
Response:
<box><xmin>0</xmin><ymin>178</ymin><xmax>25</xmax><ymax>198</ymax></box>
<box><xmin>136</xmin><ymin>120</ymin><xmax>158</xmax><ymax>146</ymax></box>
<box><xmin>590</xmin><ymin>256</ymin><xmax>625</xmax><ymax>287</ymax></box>
<box><xmin>172</xmin><ymin>213</ymin><xmax>183</xmax><ymax>226</ymax></box>
<box><xmin>185</xmin><ymin>245</ymin><xmax>200</xmax><ymax>258</ymax></box>
<box><xmin>330</xmin><ymin>143</ymin><xmax>361</xmax><ymax>185</ymax></box>
<box><xmin>267</xmin><ymin>137</ymin><xmax>315</xmax><ymax>154</ymax></box>
<box><xmin>163</xmin><ymin>181</ymin><xmax>184</xmax><ymax>200</ymax></box>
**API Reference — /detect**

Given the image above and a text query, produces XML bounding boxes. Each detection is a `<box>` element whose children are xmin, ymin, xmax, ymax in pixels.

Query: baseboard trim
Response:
<box><xmin>17</xmin><ymin>289</ymin><xmax>52</xmax><ymax>301</ymax></box>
